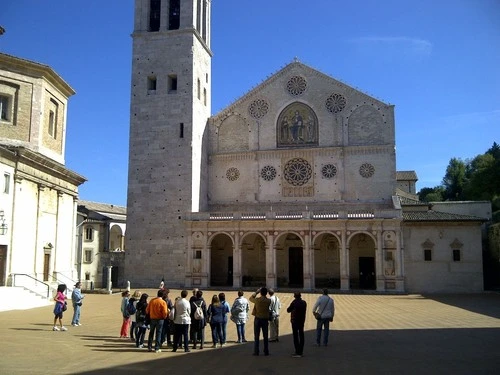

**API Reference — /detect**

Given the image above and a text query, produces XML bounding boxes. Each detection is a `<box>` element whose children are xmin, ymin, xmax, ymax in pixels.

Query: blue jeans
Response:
<box><xmin>316</xmin><ymin>318</ymin><xmax>330</xmax><ymax>345</ymax></box>
<box><xmin>210</xmin><ymin>322</ymin><xmax>223</xmax><ymax>345</ymax></box>
<box><xmin>148</xmin><ymin>319</ymin><xmax>164</xmax><ymax>351</ymax></box>
<box><xmin>71</xmin><ymin>304</ymin><xmax>81</xmax><ymax>325</ymax></box>
<box><xmin>221</xmin><ymin>320</ymin><xmax>227</xmax><ymax>344</ymax></box>
<box><xmin>136</xmin><ymin>325</ymin><xmax>146</xmax><ymax>347</ymax></box>
<box><xmin>236</xmin><ymin>323</ymin><xmax>246</xmax><ymax>342</ymax></box>
<box><xmin>253</xmin><ymin>318</ymin><xmax>269</xmax><ymax>355</ymax></box>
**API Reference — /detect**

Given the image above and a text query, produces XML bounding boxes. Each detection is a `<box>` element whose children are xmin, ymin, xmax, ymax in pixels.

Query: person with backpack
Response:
<box><xmin>230</xmin><ymin>290</ymin><xmax>249</xmax><ymax>343</ymax></box>
<box><xmin>135</xmin><ymin>293</ymin><xmax>149</xmax><ymax>348</ymax></box>
<box><xmin>190</xmin><ymin>289</ymin><xmax>207</xmax><ymax>349</ymax></box>
<box><xmin>128</xmin><ymin>290</ymin><xmax>142</xmax><ymax>341</ymax></box>
<box><xmin>119</xmin><ymin>290</ymin><xmax>131</xmax><ymax>338</ymax></box>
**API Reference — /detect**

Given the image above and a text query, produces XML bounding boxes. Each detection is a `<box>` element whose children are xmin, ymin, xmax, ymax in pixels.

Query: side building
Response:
<box><xmin>76</xmin><ymin>200</ymin><xmax>127</xmax><ymax>290</ymax></box>
<box><xmin>0</xmin><ymin>53</ymin><xmax>86</xmax><ymax>293</ymax></box>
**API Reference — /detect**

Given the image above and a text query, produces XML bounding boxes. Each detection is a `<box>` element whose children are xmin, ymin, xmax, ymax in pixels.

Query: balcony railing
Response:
<box><xmin>187</xmin><ymin>209</ymin><xmax>401</xmax><ymax>221</ymax></box>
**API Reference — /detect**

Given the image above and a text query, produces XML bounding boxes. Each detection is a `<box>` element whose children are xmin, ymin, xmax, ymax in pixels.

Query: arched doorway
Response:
<box><xmin>313</xmin><ymin>233</ymin><xmax>341</xmax><ymax>289</ymax></box>
<box><xmin>109</xmin><ymin>225</ymin><xmax>124</xmax><ymax>251</ymax></box>
<box><xmin>210</xmin><ymin>233</ymin><xmax>233</xmax><ymax>286</ymax></box>
<box><xmin>349</xmin><ymin>233</ymin><xmax>376</xmax><ymax>290</ymax></box>
<box><xmin>276</xmin><ymin>232</ymin><xmax>304</xmax><ymax>288</ymax></box>
<box><xmin>241</xmin><ymin>233</ymin><xmax>266</xmax><ymax>287</ymax></box>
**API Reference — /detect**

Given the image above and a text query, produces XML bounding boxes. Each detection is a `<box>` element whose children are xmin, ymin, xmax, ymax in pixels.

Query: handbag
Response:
<box><xmin>62</xmin><ymin>302</ymin><xmax>67</xmax><ymax>312</ymax></box>
<box><xmin>314</xmin><ymin>298</ymin><xmax>329</xmax><ymax>320</ymax></box>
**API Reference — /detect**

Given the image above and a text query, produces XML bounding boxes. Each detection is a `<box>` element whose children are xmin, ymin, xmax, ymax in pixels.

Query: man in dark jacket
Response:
<box><xmin>287</xmin><ymin>292</ymin><xmax>307</xmax><ymax>357</ymax></box>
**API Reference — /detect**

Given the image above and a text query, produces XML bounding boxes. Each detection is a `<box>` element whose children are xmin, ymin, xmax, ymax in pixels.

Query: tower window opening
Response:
<box><xmin>149</xmin><ymin>0</ymin><xmax>161</xmax><ymax>32</ymax></box>
<box><xmin>169</xmin><ymin>0</ymin><xmax>180</xmax><ymax>30</ymax></box>
<box><xmin>148</xmin><ymin>76</ymin><xmax>157</xmax><ymax>91</ymax></box>
<box><xmin>203</xmin><ymin>88</ymin><xmax>207</xmax><ymax>106</ymax></box>
<box><xmin>168</xmin><ymin>74</ymin><xmax>178</xmax><ymax>92</ymax></box>
<box><xmin>197</xmin><ymin>78</ymin><xmax>201</xmax><ymax>100</ymax></box>
<box><xmin>180</xmin><ymin>123</ymin><xmax>184</xmax><ymax>138</ymax></box>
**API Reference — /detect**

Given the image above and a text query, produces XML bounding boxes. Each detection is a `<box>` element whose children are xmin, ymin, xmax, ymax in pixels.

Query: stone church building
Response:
<box><xmin>125</xmin><ymin>0</ymin><xmax>487</xmax><ymax>293</ymax></box>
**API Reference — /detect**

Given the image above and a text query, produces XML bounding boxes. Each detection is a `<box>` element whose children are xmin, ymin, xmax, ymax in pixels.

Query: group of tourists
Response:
<box><xmin>119</xmin><ymin>285</ymin><xmax>335</xmax><ymax>357</ymax></box>
<box><xmin>52</xmin><ymin>280</ymin><xmax>335</xmax><ymax>358</ymax></box>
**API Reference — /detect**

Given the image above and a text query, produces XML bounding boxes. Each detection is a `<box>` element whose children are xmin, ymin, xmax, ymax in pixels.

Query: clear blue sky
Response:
<box><xmin>1</xmin><ymin>0</ymin><xmax>499</xmax><ymax>207</ymax></box>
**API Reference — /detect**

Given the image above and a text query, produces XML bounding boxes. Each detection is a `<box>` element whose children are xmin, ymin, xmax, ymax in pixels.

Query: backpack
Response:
<box><xmin>194</xmin><ymin>301</ymin><xmax>204</xmax><ymax>320</ymax></box>
<box><xmin>127</xmin><ymin>300</ymin><xmax>137</xmax><ymax>315</ymax></box>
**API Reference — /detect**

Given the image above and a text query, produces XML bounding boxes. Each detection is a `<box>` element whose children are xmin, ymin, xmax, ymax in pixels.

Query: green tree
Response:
<box><xmin>442</xmin><ymin>157</ymin><xmax>467</xmax><ymax>200</ymax></box>
<box><xmin>418</xmin><ymin>186</ymin><xmax>445</xmax><ymax>202</ymax></box>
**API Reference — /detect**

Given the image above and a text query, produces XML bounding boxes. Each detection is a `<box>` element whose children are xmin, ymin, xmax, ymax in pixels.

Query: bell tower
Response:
<box><xmin>125</xmin><ymin>0</ymin><xmax>212</xmax><ymax>286</ymax></box>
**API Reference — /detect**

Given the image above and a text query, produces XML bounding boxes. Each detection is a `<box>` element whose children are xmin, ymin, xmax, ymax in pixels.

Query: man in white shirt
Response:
<box><xmin>312</xmin><ymin>289</ymin><xmax>335</xmax><ymax>346</ymax></box>
<box><xmin>268</xmin><ymin>288</ymin><xmax>281</xmax><ymax>342</ymax></box>
<box><xmin>172</xmin><ymin>290</ymin><xmax>192</xmax><ymax>352</ymax></box>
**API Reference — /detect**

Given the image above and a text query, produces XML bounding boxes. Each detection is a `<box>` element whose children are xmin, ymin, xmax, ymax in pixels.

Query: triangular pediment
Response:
<box><xmin>212</xmin><ymin>59</ymin><xmax>391</xmax><ymax>122</ymax></box>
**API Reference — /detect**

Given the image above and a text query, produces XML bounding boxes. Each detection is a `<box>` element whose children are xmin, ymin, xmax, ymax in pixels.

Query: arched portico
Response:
<box><xmin>275</xmin><ymin>232</ymin><xmax>305</xmax><ymax>288</ymax></box>
<box><xmin>348</xmin><ymin>232</ymin><xmax>377</xmax><ymax>290</ymax></box>
<box><xmin>312</xmin><ymin>232</ymin><xmax>341</xmax><ymax>289</ymax></box>
<box><xmin>209</xmin><ymin>233</ymin><xmax>234</xmax><ymax>286</ymax></box>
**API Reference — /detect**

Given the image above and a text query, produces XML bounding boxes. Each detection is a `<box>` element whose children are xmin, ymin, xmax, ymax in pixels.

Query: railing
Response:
<box><xmin>11</xmin><ymin>274</ymin><xmax>52</xmax><ymax>299</ymax></box>
<box><xmin>188</xmin><ymin>209</ymin><xmax>402</xmax><ymax>221</ymax></box>
<box><xmin>53</xmin><ymin>272</ymin><xmax>77</xmax><ymax>294</ymax></box>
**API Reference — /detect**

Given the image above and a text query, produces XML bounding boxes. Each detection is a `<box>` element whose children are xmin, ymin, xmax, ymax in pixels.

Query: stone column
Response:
<box><xmin>340</xmin><ymin>230</ymin><xmax>350</xmax><ymax>290</ymax></box>
<box><xmin>395</xmin><ymin>228</ymin><xmax>405</xmax><ymax>291</ymax></box>
<box><xmin>233</xmin><ymin>231</ymin><xmax>241</xmax><ymax>288</ymax></box>
<box><xmin>266</xmin><ymin>231</ymin><xmax>276</xmax><ymax>289</ymax></box>
<box><xmin>375</xmin><ymin>230</ymin><xmax>385</xmax><ymax>291</ymax></box>
<box><xmin>303</xmin><ymin>231</ymin><xmax>312</xmax><ymax>290</ymax></box>
<box><xmin>106</xmin><ymin>266</ymin><xmax>113</xmax><ymax>294</ymax></box>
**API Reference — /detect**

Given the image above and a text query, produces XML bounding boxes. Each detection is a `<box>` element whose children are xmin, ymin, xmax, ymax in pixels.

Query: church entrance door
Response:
<box><xmin>289</xmin><ymin>247</ymin><xmax>303</xmax><ymax>287</ymax></box>
<box><xmin>359</xmin><ymin>257</ymin><xmax>375</xmax><ymax>289</ymax></box>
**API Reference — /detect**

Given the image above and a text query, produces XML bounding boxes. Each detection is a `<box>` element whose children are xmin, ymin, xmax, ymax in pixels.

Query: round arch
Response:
<box><xmin>209</xmin><ymin>232</ymin><xmax>234</xmax><ymax>287</ymax></box>
<box><xmin>240</xmin><ymin>232</ymin><xmax>267</xmax><ymax>287</ymax></box>
<box><xmin>274</xmin><ymin>231</ymin><xmax>305</xmax><ymax>288</ymax></box>
<box><xmin>347</xmin><ymin>231</ymin><xmax>376</xmax><ymax>290</ymax></box>
<box><xmin>312</xmin><ymin>231</ymin><xmax>341</xmax><ymax>289</ymax></box>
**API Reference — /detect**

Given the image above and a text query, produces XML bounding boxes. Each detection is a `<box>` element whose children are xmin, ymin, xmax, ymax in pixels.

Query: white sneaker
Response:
<box><xmin>53</xmin><ymin>326</ymin><xmax>59</xmax><ymax>331</ymax></box>
<box><xmin>60</xmin><ymin>326</ymin><xmax>68</xmax><ymax>331</ymax></box>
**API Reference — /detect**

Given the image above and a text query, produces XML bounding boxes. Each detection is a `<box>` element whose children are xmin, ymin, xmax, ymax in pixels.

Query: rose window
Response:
<box><xmin>261</xmin><ymin>166</ymin><xmax>277</xmax><ymax>181</ymax></box>
<box><xmin>226</xmin><ymin>167</ymin><xmax>240</xmax><ymax>181</ymax></box>
<box><xmin>286</xmin><ymin>76</ymin><xmax>307</xmax><ymax>96</ymax></box>
<box><xmin>248</xmin><ymin>99</ymin><xmax>269</xmax><ymax>119</ymax></box>
<box><xmin>326</xmin><ymin>93</ymin><xmax>346</xmax><ymax>113</ymax></box>
<box><xmin>359</xmin><ymin>163</ymin><xmax>375</xmax><ymax>178</ymax></box>
<box><xmin>321</xmin><ymin>164</ymin><xmax>337</xmax><ymax>179</ymax></box>
<box><xmin>284</xmin><ymin>158</ymin><xmax>312</xmax><ymax>186</ymax></box>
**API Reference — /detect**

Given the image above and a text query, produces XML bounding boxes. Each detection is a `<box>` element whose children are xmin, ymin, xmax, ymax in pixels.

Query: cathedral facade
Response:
<box><xmin>125</xmin><ymin>0</ymin><xmax>486</xmax><ymax>293</ymax></box>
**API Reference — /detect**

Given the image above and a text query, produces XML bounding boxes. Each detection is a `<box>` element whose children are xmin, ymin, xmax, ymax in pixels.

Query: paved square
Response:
<box><xmin>1</xmin><ymin>290</ymin><xmax>499</xmax><ymax>374</ymax></box>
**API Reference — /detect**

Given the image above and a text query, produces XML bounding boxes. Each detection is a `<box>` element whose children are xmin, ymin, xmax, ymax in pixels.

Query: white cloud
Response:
<box><xmin>348</xmin><ymin>36</ymin><xmax>433</xmax><ymax>59</ymax></box>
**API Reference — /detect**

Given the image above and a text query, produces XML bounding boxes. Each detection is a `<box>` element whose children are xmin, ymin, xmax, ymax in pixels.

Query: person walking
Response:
<box><xmin>190</xmin><ymin>289</ymin><xmax>207</xmax><ymax>349</ymax></box>
<box><xmin>268</xmin><ymin>288</ymin><xmax>281</xmax><ymax>342</ymax></box>
<box><xmin>135</xmin><ymin>293</ymin><xmax>149</xmax><ymax>348</ymax></box>
<box><xmin>146</xmin><ymin>289</ymin><xmax>169</xmax><ymax>353</ymax></box>
<box><xmin>312</xmin><ymin>288</ymin><xmax>335</xmax><ymax>346</ymax></box>
<box><xmin>218</xmin><ymin>292</ymin><xmax>230</xmax><ymax>345</ymax></box>
<box><xmin>287</xmin><ymin>292</ymin><xmax>307</xmax><ymax>357</ymax></box>
<box><xmin>249</xmin><ymin>287</ymin><xmax>271</xmax><ymax>356</ymax></box>
<box><xmin>172</xmin><ymin>290</ymin><xmax>191</xmax><ymax>353</ymax></box>
<box><xmin>71</xmin><ymin>282</ymin><xmax>84</xmax><ymax>327</ymax></box>
<box><xmin>207</xmin><ymin>294</ymin><xmax>224</xmax><ymax>348</ymax></box>
<box><xmin>230</xmin><ymin>290</ymin><xmax>249</xmax><ymax>343</ymax></box>
<box><xmin>53</xmin><ymin>284</ymin><xmax>67</xmax><ymax>331</ymax></box>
